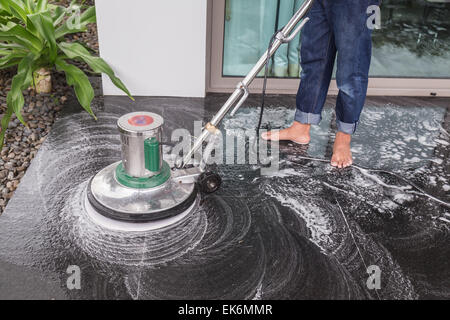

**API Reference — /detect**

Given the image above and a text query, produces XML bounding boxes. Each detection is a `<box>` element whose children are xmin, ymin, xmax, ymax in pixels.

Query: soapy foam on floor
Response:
<box><xmin>1</xmin><ymin>101</ymin><xmax>447</xmax><ymax>299</ymax></box>
<box><xmin>226</xmin><ymin>106</ymin><xmax>449</xmax><ymax>243</ymax></box>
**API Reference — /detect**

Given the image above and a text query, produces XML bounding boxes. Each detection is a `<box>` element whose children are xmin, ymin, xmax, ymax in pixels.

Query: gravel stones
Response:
<box><xmin>0</xmin><ymin>0</ymin><xmax>99</xmax><ymax>214</ymax></box>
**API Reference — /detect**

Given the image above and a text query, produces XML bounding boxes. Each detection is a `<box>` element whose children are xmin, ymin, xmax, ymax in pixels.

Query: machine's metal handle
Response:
<box><xmin>230</xmin><ymin>84</ymin><xmax>249</xmax><ymax>117</ymax></box>
<box><xmin>280</xmin><ymin>17</ymin><xmax>310</xmax><ymax>43</ymax></box>
<box><xmin>181</xmin><ymin>0</ymin><xmax>315</xmax><ymax>168</ymax></box>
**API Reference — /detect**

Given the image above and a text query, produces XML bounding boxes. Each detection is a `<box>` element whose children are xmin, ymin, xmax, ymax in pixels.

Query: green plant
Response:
<box><xmin>0</xmin><ymin>0</ymin><xmax>133</xmax><ymax>148</ymax></box>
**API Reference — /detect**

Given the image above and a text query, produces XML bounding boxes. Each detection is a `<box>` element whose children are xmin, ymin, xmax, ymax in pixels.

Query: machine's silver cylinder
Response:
<box><xmin>117</xmin><ymin>112</ymin><xmax>164</xmax><ymax>178</ymax></box>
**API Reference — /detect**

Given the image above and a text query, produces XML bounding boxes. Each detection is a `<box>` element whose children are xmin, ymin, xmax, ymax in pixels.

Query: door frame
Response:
<box><xmin>206</xmin><ymin>0</ymin><xmax>450</xmax><ymax>97</ymax></box>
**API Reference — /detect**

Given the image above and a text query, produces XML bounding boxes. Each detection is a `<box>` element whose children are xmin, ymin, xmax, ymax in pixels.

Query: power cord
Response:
<box><xmin>256</xmin><ymin>28</ymin><xmax>283</xmax><ymax>137</ymax></box>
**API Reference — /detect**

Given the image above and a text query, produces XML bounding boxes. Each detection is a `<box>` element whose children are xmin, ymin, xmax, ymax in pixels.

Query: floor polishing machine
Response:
<box><xmin>84</xmin><ymin>0</ymin><xmax>314</xmax><ymax>230</ymax></box>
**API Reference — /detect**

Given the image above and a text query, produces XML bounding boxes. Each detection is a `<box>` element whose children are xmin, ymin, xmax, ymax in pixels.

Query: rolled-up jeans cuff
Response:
<box><xmin>295</xmin><ymin>110</ymin><xmax>322</xmax><ymax>125</ymax></box>
<box><xmin>336</xmin><ymin>120</ymin><xmax>358</xmax><ymax>135</ymax></box>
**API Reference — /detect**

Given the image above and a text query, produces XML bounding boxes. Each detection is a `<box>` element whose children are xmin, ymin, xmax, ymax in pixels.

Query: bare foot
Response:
<box><xmin>261</xmin><ymin>121</ymin><xmax>311</xmax><ymax>145</ymax></box>
<box><xmin>331</xmin><ymin>132</ymin><xmax>353</xmax><ymax>168</ymax></box>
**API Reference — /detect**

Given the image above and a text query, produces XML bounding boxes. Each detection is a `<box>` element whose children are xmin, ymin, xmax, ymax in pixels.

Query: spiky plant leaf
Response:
<box><xmin>36</xmin><ymin>0</ymin><xmax>48</xmax><ymax>12</ymax></box>
<box><xmin>0</xmin><ymin>24</ymin><xmax>43</xmax><ymax>53</ymax></box>
<box><xmin>0</xmin><ymin>54</ymin><xmax>34</xmax><ymax>148</ymax></box>
<box><xmin>58</xmin><ymin>42</ymin><xmax>133</xmax><ymax>100</ymax></box>
<box><xmin>23</xmin><ymin>0</ymin><xmax>36</xmax><ymax>13</ymax></box>
<box><xmin>28</xmin><ymin>11</ymin><xmax>57</xmax><ymax>62</ymax></box>
<box><xmin>55</xmin><ymin>57</ymin><xmax>96</xmax><ymax>119</ymax></box>
<box><xmin>0</xmin><ymin>1</ymin><xmax>133</xmax><ymax>151</ymax></box>
<box><xmin>0</xmin><ymin>0</ymin><xmax>28</xmax><ymax>22</ymax></box>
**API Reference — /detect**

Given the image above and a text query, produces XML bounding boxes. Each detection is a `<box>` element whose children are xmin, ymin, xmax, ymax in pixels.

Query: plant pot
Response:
<box><xmin>33</xmin><ymin>68</ymin><xmax>52</xmax><ymax>94</ymax></box>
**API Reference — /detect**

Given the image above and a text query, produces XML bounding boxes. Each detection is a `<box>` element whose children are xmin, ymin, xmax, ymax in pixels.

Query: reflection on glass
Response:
<box><xmin>372</xmin><ymin>0</ymin><xmax>450</xmax><ymax>77</ymax></box>
<box><xmin>273</xmin><ymin>0</ymin><xmax>305</xmax><ymax>78</ymax></box>
<box><xmin>222</xmin><ymin>0</ymin><xmax>450</xmax><ymax>78</ymax></box>
<box><xmin>223</xmin><ymin>0</ymin><xmax>305</xmax><ymax>78</ymax></box>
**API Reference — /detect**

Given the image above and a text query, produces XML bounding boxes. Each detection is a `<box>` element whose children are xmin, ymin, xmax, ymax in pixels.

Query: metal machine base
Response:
<box><xmin>84</xmin><ymin>194</ymin><xmax>197</xmax><ymax>232</ymax></box>
<box><xmin>87</xmin><ymin>162</ymin><xmax>198</xmax><ymax>223</ymax></box>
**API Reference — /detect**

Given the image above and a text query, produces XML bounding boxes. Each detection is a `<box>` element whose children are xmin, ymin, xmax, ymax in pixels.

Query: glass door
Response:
<box><xmin>208</xmin><ymin>0</ymin><xmax>450</xmax><ymax>96</ymax></box>
<box><xmin>223</xmin><ymin>0</ymin><xmax>306</xmax><ymax>78</ymax></box>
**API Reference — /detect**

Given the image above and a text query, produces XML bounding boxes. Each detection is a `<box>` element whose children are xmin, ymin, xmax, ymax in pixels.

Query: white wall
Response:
<box><xmin>95</xmin><ymin>0</ymin><xmax>208</xmax><ymax>97</ymax></box>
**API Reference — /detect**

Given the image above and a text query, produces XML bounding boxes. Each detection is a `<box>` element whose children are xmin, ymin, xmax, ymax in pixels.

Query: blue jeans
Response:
<box><xmin>295</xmin><ymin>0</ymin><xmax>378</xmax><ymax>134</ymax></box>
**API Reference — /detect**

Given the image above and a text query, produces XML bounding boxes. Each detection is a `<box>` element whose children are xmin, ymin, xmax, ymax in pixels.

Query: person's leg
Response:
<box><xmin>330</xmin><ymin>0</ymin><xmax>375</xmax><ymax>168</ymax></box>
<box><xmin>262</xmin><ymin>0</ymin><xmax>336</xmax><ymax>144</ymax></box>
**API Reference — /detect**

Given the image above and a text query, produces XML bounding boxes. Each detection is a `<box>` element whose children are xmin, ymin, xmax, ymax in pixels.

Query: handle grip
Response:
<box><xmin>279</xmin><ymin>17</ymin><xmax>310</xmax><ymax>43</ymax></box>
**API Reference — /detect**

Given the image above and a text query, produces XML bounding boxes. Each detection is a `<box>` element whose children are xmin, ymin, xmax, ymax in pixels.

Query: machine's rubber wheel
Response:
<box><xmin>197</xmin><ymin>171</ymin><xmax>222</xmax><ymax>194</ymax></box>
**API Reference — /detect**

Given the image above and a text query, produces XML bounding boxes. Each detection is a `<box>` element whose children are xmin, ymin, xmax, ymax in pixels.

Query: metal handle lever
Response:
<box><xmin>279</xmin><ymin>17</ymin><xmax>310</xmax><ymax>43</ymax></box>
<box><xmin>230</xmin><ymin>84</ymin><xmax>249</xmax><ymax>117</ymax></box>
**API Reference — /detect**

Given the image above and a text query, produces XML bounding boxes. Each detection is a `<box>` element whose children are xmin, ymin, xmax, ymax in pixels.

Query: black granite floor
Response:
<box><xmin>0</xmin><ymin>93</ymin><xmax>448</xmax><ymax>300</ymax></box>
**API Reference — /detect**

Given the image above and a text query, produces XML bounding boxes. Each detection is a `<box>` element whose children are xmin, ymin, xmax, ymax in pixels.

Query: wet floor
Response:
<box><xmin>0</xmin><ymin>93</ymin><xmax>448</xmax><ymax>300</ymax></box>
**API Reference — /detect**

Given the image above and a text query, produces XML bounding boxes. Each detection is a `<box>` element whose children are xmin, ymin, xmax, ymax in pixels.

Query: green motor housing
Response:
<box><xmin>145</xmin><ymin>137</ymin><xmax>161</xmax><ymax>173</ymax></box>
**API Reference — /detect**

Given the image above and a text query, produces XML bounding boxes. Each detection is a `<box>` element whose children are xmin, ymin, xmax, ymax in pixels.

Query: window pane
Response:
<box><xmin>222</xmin><ymin>0</ymin><xmax>450</xmax><ymax>79</ymax></box>
<box><xmin>371</xmin><ymin>0</ymin><xmax>450</xmax><ymax>78</ymax></box>
<box><xmin>223</xmin><ymin>0</ymin><xmax>305</xmax><ymax>78</ymax></box>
